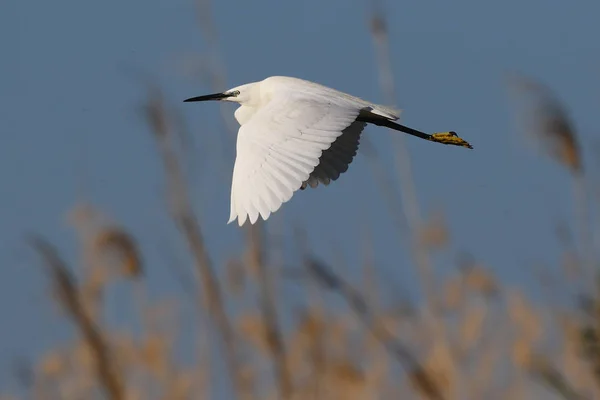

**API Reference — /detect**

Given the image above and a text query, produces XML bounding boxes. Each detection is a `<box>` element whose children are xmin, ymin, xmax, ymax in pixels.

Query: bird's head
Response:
<box><xmin>183</xmin><ymin>83</ymin><xmax>258</xmax><ymax>105</ymax></box>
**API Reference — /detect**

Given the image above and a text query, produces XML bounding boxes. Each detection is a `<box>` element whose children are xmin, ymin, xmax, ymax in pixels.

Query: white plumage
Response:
<box><xmin>184</xmin><ymin>76</ymin><xmax>472</xmax><ymax>226</ymax></box>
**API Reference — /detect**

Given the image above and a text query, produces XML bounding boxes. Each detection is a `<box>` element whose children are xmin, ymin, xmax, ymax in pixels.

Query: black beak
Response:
<box><xmin>183</xmin><ymin>92</ymin><xmax>232</xmax><ymax>102</ymax></box>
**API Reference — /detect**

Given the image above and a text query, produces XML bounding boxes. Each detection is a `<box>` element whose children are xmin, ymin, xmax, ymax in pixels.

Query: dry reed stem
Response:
<box><xmin>305</xmin><ymin>257</ymin><xmax>445</xmax><ymax>400</ymax></box>
<box><xmin>508</xmin><ymin>75</ymin><xmax>582</xmax><ymax>174</ymax></box>
<box><xmin>29</xmin><ymin>236</ymin><xmax>125</xmax><ymax>400</ymax></box>
<box><xmin>366</xmin><ymin>6</ymin><xmax>461</xmax><ymax>398</ymax></box>
<box><xmin>508</xmin><ymin>75</ymin><xmax>593</xmax><ymax>281</ymax></box>
<box><xmin>529</xmin><ymin>355</ymin><xmax>587</xmax><ymax>400</ymax></box>
<box><xmin>143</xmin><ymin>89</ymin><xmax>250</xmax><ymax>399</ymax></box>
<box><xmin>367</xmin><ymin>10</ymin><xmax>435</xmax><ymax>296</ymax></box>
<box><xmin>293</xmin><ymin>226</ymin><xmax>329</xmax><ymax>399</ymax></box>
<box><xmin>246</xmin><ymin>222</ymin><xmax>292</xmax><ymax>398</ymax></box>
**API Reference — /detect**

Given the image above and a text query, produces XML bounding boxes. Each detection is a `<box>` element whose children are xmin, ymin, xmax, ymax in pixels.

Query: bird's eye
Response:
<box><xmin>232</xmin><ymin>90</ymin><xmax>240</xmax><ymax>96</ymax></box>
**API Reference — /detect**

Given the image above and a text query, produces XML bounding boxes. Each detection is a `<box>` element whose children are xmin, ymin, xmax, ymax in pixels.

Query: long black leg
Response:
<box><xmin>357</xmin><ymin>115</ymin><xmax>473</xmax><ymax>149</ymax></box>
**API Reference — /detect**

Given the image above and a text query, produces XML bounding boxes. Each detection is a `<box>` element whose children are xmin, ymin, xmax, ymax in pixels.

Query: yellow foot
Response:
<box><xmin>430</xmin><ymin>131</ymin><xmax>473</xmax><ymax>149</ymax></box>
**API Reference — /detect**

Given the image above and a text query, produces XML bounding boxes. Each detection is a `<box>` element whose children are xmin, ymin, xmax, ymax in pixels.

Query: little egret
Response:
<box><xmin>184</xmin><ymin>76</ymin><xmax>472</xmax><ymax>226</ymax></box>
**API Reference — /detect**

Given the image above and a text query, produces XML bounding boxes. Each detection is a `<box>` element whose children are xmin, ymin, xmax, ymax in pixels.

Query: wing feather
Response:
<box><xmin>300</xmin><ymin>120</ymin><xmax>366</xmax><ymax>190</ymax></box>
<box><xmin>228</xmin><ymin>94</ymin><xmax>362</xmax><ymax>225</ymax></box>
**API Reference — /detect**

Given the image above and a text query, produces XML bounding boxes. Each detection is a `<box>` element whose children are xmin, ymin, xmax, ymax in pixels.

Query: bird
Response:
<box><xmin>184</xmin><ymin>76</ymin><xmax>472</xmax><ymax>226</ymax></box>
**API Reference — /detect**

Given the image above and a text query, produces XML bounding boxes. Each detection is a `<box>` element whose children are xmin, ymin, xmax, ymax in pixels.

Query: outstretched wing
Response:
<box><xmin>228</xmin><ymin>94</ymin><xmax>363</xmax><ymax>226</ymax></box>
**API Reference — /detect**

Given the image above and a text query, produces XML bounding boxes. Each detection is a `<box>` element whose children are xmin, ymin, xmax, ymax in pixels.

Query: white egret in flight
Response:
<box><xmin>184</xmin><ymin>76</ymin><xmax>472</xmax><ymax>226</ymax></box>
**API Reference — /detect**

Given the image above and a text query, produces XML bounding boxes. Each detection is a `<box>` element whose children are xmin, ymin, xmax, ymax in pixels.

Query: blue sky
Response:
<box><xmin>1</xmin><ymin>0</ymin><xmax>599</xmax><ymax>391</ymax></box>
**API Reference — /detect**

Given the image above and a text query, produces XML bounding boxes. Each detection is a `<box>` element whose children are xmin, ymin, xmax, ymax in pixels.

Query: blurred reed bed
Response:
<box><xmin>3</xmin><ymin>4</ymin><xmax>600</xmax><ymax>400</ymax></box>
<box><xmin>10</xmin><ymin>180</ymin><xmax>600</xmax><ymax>400</ymax></box>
